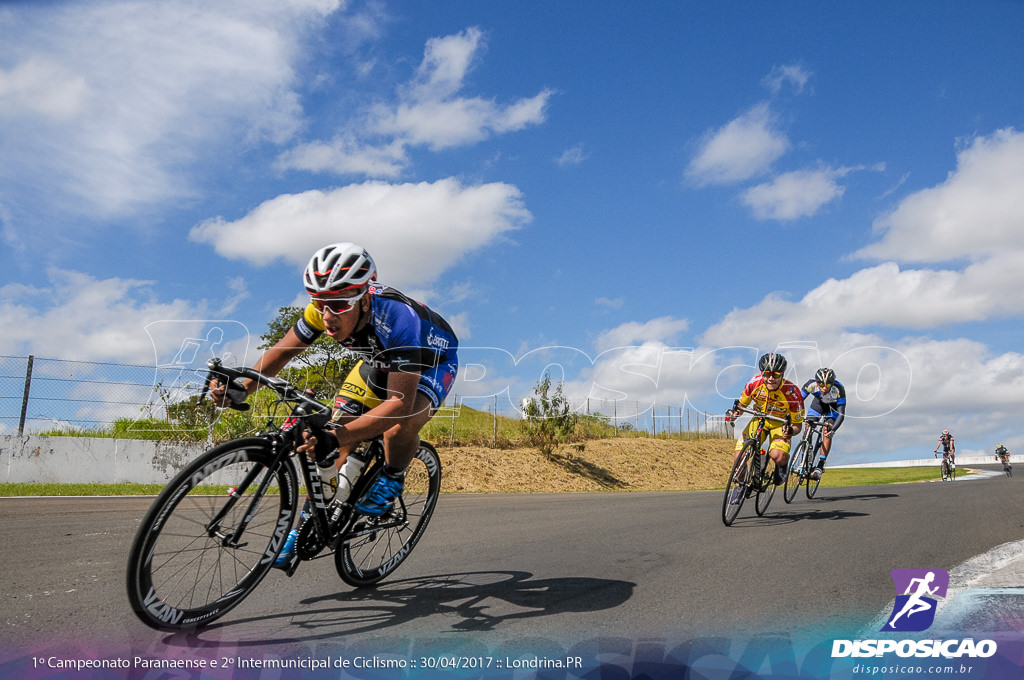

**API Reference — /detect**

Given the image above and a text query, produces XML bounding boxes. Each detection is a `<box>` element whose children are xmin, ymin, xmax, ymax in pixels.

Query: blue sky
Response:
<box><xmin>2</xmin><ymin>1</ymin><xmax>1023</xmax><ymax>463</ymax></box>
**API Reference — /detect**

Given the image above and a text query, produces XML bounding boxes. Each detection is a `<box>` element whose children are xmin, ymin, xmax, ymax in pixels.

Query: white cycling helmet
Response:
<box><xmin>303</xmin><ymin>243</ymin><xmax>377</xmax><ymax>296</ymax></box>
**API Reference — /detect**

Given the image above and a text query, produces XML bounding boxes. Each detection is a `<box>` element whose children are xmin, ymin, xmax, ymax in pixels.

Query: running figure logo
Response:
<box><xmin>883</xmin><ymin>569</ymin><xmax>949</xmax><ymax>632</ymax></box>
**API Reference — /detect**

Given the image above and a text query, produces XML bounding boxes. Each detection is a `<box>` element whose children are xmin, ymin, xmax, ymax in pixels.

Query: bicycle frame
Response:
<box><xmin>127</xmin><ymin>358</ymin><xmax>443</xmax><ymax>631</ymax></box>
<box><xmin>734</xmin><ymin>405</ymin><xmax>791</xmax><ymax>470</ymax></box>
<box><xmin>798</xmin><ymin>420</ymin><xmax>828</xmax><ymax>474</ymax></box>
<box><xmin>202</xmin><ymin>359</ymin><xmax>344</xmax><ymax>568</ymax></box>
<box><xmin>721</xmin><ymin>405</ymin><xmax>791</xmax><ymax>526</ymax></box>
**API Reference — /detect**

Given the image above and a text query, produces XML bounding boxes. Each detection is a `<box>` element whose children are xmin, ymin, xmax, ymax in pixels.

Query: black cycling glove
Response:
<box><xmin>304</xmin><ymin>421</ymin><xmax>338</xmax><ymax>466</ymax></box>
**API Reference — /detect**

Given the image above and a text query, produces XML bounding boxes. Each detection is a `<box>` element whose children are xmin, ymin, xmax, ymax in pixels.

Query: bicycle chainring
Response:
<box><xmin>295</xmin><ymin>515</ymin><xmax>327</xmax><ymax>560</ymax></box>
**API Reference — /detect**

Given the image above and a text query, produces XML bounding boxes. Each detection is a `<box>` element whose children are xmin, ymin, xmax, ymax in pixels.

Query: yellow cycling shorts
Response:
<box><xmin>734</xmin><ymin>419</ymin><xmax>793</xmax><ymax>455</ymax></box>
<box><xmin>331</xmin><ymin>360</ymin><xmax>386</xmax><ymax>421</ymax></box>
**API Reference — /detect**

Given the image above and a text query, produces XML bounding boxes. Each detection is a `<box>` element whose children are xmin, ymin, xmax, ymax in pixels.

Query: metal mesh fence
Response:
<box><xmin>1</xmin><ymin>354</ymin><xmax>732</xmax><ymax>442</ymax></box>
<box><xmin>1</xmin><ymin>354</ymin><xmax>205</xmax><ymax>435</ymax></box>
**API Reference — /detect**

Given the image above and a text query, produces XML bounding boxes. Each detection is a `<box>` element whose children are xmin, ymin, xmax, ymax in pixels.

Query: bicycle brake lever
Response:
<box><xmin>225</xmin><ymin>383</ymin><xmax>251</xmax><ymax>411</ymax></box>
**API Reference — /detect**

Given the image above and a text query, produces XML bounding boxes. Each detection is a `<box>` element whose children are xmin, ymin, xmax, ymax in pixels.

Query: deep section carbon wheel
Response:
<box><xmin>336</xmin><ymin>442</ymin><xmax>441</xmax><ymax>587</ymax></box>
<box><xmin>126</xmin><ymin>438</ymin><xmax>298</xmax><ymax>630</ymax></box>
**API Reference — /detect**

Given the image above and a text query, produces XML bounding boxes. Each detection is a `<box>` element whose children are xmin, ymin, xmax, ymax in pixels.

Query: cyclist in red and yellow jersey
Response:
<box><xmin>726</xmin><ymin>353</ymin><xmax>805</xmax><ymax>488</ymax></box>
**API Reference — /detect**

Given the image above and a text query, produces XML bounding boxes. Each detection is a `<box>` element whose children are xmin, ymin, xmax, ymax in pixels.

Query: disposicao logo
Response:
<box><xmin>831</xmin><ymin>568</ymin><xmax>997</xmax><ymax>660</ymax></box>
<box><xmin>883</xmin><ymin>568</ymin><xmax>948</xmax><ymax>632</ymax></box>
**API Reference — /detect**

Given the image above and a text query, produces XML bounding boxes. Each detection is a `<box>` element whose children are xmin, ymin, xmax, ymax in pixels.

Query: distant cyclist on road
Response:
<box><xmin>725</xmin><ymin>353</ymin><xmax>805</xmax><ymax>501</ymax></box>
<box><xmin>800</xmin><ymin>368</ymin><xmax>847</xmax><ymax>480</ymax></box>
<box><xmin>934</xmin><ymin>430</ymin><xmax>956</xmax><ymax>481</ymax></box>
<box><xmin>209</xmin><ymin>242</ymin><xmax>459</xmax><ymax>568</ymax></box>
<box><xmin>995</xmin><ymin>443</ymin><xmax>1010</xmax><ymax>461</ymax></box>
<box><xmin>995</xmin><ymin>444</ymin><xmax>1011</xmax><ymax>469</ymax></box>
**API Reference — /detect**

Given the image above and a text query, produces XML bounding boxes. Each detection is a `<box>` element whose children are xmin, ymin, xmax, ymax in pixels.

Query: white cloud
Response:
<box><xmin>857</xmin><ymin>127</ymin><xmax>1024</xmax><ymax>263</ymax></box>
<box><xmin>556</xmin><ymin>144</ymin><xmax>588</xmax><ymax>167</ymax></box>
<box><xmin>595</xmin><ymin>296</ymin><xmax>624</xmax><ymax>310</ymax></box>
<box><xmin>189</xmin><ymin>178</ymin><xmax>531</xmax><ymax>290</ymax></box>
<box><xmin>594</xmin><ymin>317</ymin><xmax>689</xmax><ymax>354</ymax></box>
<box><xmin>701</xmin><ymin>257</ymin><xmax>1024</xmax><ymax>350</ymax></box>
<box><xmin>0</xmin><ymin>1</ymin><xmax>341</xmax><ymax>220</ymax></box>
<box><xmin>0</xmin><ymin>270</ymin><xmax>228</xmax><ymax>363</ymax></box>
<box><xmin>741</xmin><ymin>167</ymin><xmax>846</xmax><ymax>220</ymax></box>
<box><xmin>0</xmin><ymin>56</ymin><xmax>90</xmax><ymax>121</ymax></box>
<box><xmin>369</xmin><ymin>27</ymin><xmax>552</xmax><ymax>151</ymax></box>
<box><xmin>277</xmin><ymin>135</ymin><xmax>409</xmax><ymax>178</ymax></box>
<box><xmin>762</xmin><ymin>63</ymin><xmax>811</xmax><ymax>95</ymax></box>
<box><xmin>278</xmin><ymin>26</ymin><xmax>554</xmax><ymax>176</ymax></box>
<box><xmin>685</xmin><ymin>103</ymin><xmax>790</xmax><ymax>186</ymax></box>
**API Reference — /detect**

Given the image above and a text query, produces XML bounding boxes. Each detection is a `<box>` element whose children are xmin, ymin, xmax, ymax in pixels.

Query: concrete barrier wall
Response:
<box><xmin>833</xmin><ymin>455</ymin><xmax>1011</xmax><ymax>469</ymax></box>
<box><xmin>0</xmin><ymin>434</ymin><xmax>1013</xmax><ymax>484</ymax></box>
<box><xmin>1</xmin><ymin>435</ymin><xmax>207</xmax><ymax>484</ymax></box>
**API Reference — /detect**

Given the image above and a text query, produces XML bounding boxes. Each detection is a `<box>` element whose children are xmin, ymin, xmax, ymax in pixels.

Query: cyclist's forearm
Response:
<box><xmin>245</xmin><ymin>328</ymin><xmax>308</xmax><ymax>392</ymax></box>
<box><xmin>332</xmin><ymin>396</ymin><xmax>415</xmax><ymax>445</ymax></box>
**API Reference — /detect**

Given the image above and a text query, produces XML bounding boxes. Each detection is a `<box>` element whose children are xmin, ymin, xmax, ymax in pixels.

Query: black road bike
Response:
<box><xmin>784</xmin><ymin>419</ymin><xmax>828</xmax><ymax>503</ymax></box>
<box><xmin>126</xmin><ymin>359</ymin><xmax>441</xmax><ymax>631</ymax></box>
<box><xmin>722</xmin><ymin>406</ymin><xmax>789</xmax><ymax>526</ymax></box>
<box><xmin>938</xmin><ymin>453</ymin><xmax>956</xmax><ymax>482</ymax></box>
<box><xmin>1002</xmin><ymin>457</ymin><xmax>1013</xmax><ymax>477</ymax></box>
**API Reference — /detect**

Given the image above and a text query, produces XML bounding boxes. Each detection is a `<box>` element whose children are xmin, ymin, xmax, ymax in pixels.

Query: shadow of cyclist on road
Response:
<box><xmin>172</xmin><ymin>571</ymin><xmax>635</xmax><ymax>647</ymax></box>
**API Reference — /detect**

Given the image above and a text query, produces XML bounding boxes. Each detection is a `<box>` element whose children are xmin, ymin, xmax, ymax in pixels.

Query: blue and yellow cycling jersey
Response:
<box><xmin>295</xmin><ymin>283</ymin><xmax>458</xmax><ymax>372</ymax></box>
<box><xmin>294</xmin><ymin>284</ymin><xmax>459</xmax><ymax>409</ymax></box>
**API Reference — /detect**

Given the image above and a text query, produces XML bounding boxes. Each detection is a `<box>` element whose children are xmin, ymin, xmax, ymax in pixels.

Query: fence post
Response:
<box><xmin>450</xmin><ymin>394</ymin><xmax>457</xmax><ymax>447</ymax></box>
<box><xmin>493</xmin><ymin>394</ymin><xmax>498</xmax><ymax>448</ymax></box>
<box><xmin>18</xmin><ymin>355</ymin><xmax>34</xmax><ymax>436</ymax></box>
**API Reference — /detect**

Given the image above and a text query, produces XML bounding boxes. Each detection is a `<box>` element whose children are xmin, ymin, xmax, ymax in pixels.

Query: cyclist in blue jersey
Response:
<box><xmin>210</xmin><ymin>242</ymin><xmax>458</xmax><ymax>568</ymax></box>
<box><xmin>800</xmin><ymin>367</ymin><xmax>847</xmax><ymax>480</ymax></box>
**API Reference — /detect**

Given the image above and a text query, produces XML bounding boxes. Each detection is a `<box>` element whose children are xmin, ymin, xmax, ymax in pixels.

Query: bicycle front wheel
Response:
<box><xmin>336</xmin><ymin>441</ymin><xmax>441</xmax><ymax>587</ymax></box>
<box><xmin>126</xmin><ymin>438</ymin><xmax>299</xmax><ymax>630</ymax></box>
<box><xmin>755</xmin><ymin>457</ymin><xmax>778</xmax><ymax>516</ymax></box>
<box><xmin>723</xmin><ymin>441</ymin><xmax>757</xmax><ymax>526</ymax></box>
<box><xmin>783</xmin><ymin>441</ymin><xmax>806</xmax><ymax>504</ymax></box>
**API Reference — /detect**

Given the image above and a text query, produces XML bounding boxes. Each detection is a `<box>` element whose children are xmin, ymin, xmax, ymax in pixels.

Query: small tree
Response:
<box><xmin>260</xmin><ymin>305</ymin><xmax>358</xmax><ymax>396</ymax></box>
<box><xmin>522</xmin><ymin>372</ymin><xmax>581</xmax><ymax>459</ymax></box>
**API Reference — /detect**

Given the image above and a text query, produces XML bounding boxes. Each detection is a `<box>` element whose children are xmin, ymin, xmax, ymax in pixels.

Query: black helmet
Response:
<box><xmin>758</xmin><ymin>353</ymin><xmax>787</xmax><ymax>374</ymax></box>
<box><xmin>814</xmin><ymin>367</ymin><xmax>836</xmax><ymax>388</ymax></box>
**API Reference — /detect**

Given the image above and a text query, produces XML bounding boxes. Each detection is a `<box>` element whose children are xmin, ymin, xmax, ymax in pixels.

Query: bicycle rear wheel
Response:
<box><xmin>755</xmin><ymin>456</ymin><xmax>777</xmax><ymax>516</ymax></box>
<box><xmin>806</xmin><ymin>441</ymin><xmax>823</xmax><ymax>499</ymax></box>
<box><xmin>783</xmin><ymin>441</ymin><xmax>807</xmax><ymax>503</ymax></box>
<box><xmin>126</xmin><ymin>438</ymin><xmax>299</xmax><ymax>630</ymax></box>
<box><xmin>723</xmin><ymin>441</ymin><xmax>757</xmax><ymax>526</ymax></box>
<box><xmin>336</xmin><ymin>441</ymin><xmax>441</xmax><ymax>587</ymax></box>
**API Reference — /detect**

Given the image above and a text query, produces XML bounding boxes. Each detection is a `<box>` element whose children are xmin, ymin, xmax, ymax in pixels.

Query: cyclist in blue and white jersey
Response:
<box><xmin>800</xmin><ymin>368</ymin><xmax>847</xmax><ymax>480</ymax></box>
<box><xmin>210</xmin><ymin>242</ymin><xmax>458</xmax><ymax>567</ymax></box>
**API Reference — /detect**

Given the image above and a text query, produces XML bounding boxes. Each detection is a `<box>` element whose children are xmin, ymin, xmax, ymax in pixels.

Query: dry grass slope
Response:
<box><xmin>437</xmin><ymin>437</ymin><xmax>736</xmax><ymax>493</ymax></box>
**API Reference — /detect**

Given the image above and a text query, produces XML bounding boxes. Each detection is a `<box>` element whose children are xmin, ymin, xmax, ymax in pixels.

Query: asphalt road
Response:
<box><xmin>2</xmin><ymin>466</ymin><xmax>1022</xmax><ymax>663</ymax></box>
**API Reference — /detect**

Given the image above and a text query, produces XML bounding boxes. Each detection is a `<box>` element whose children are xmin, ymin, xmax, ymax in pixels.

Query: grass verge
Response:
<box><xmin>0</xmin><ymin>438</ymin><xmax>958</xmax><ymax>496</ymax></box>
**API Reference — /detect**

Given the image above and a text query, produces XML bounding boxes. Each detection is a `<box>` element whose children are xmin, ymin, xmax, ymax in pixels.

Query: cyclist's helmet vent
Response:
<box><xmin>304</xmin><ymin>242</ymin><xmax>377</xmax><ymax>296</ymax></box>
<box><xmin>758</xmin><ymin>352</ymin><xmax>787</xmax><ymax>374</ymax></box>
<box><xmin>815</xmin><ymin>367</ymin><xmax>836</xmax><ymax>386</ymax></box>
